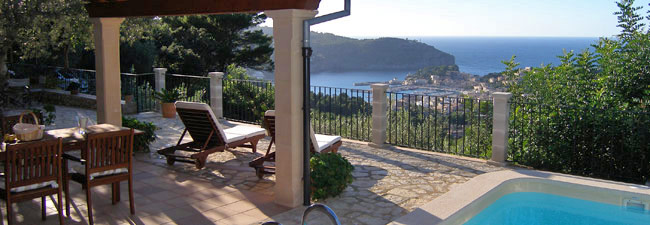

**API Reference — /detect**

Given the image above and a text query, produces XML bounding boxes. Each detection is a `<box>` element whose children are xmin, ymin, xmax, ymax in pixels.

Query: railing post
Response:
<box><xmin>153</xmin><ymin>68</ymin><xmax>167</xmax><ymax>112</ymax></box>
<box><xmin>369</xmin><ymin>84</ymin><xmax>389</xmax><ymax>148</ymax></box>
<box><xmin>489</xmin><ymin>92</ymin><xmax>512</xmax><ymax>166</ymax></box>
<box><xmin>209</xmin><ymin>72</ymin><xmax>224</xmax><ymax>118</ymax></box>
<box><xmin>153</xmin><ymin>68</ymin><xmax>167</xmax><ymax>92</ymax></box>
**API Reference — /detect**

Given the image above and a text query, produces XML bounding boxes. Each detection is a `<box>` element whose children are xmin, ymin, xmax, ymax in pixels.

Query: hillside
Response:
<box><xmin>257</xmin><ymin>27</ymin><xmax>455</xmax><ymax>73</ymax></box>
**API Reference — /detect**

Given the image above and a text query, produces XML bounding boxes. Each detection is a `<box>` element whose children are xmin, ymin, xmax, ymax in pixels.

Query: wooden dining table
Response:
<box><xmin>1</xmin><ymin>123</ymin><xmax>143</xmax><ymax>156</ymax></box>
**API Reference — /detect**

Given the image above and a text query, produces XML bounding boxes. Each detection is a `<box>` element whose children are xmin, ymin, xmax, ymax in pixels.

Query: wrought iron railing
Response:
<box><xmin>311</xmin><ymin>86</ymin><xmax>372</xmax><ymax>142</ymax></box>
<box><xmin>386</xmin><ymin>93</ymin><xmax>493</xmax><ymax>158</ymax></box>
<box><xmin>166</xmin><ymin>74</ymin><xmax>211</xmax><ymax>104</ymax></box>
<box><xmin>508</xmin><ymin>98</ymin><xmax>650</xmax><ymax>183</ymax></box>
<box><xmin>223</xmin><ymin>78</ymin><xmax>275</xmax><ymax>124</ymax></box>
<box><xmin>222</xmin><ymin>79</ymin><xmax>373</xmax><ymax>141</ymax></box>
<box><xmin>121</xmin><ymin>73</ymin><xmax>156</xmax><ymax>112</ymax></box>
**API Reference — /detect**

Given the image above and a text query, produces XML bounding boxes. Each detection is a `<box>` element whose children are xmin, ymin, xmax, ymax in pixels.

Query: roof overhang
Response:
<box><xmin>86</xmin><ymin>0</ymin><xmax>321</xmax><ymax>18</ymax></box>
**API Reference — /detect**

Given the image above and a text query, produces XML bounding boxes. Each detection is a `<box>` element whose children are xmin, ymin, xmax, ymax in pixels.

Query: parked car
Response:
<box><xmin>55</xmin><ymin>68</ymin><xmax>90</xmax><ymax>93</ymax></box>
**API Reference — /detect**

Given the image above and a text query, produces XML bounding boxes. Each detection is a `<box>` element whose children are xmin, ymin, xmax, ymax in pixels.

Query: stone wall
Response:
<box><xmin>31</xmin><ymin>89</ymin><xmax>134</xmax><ymax>114</ymax></box>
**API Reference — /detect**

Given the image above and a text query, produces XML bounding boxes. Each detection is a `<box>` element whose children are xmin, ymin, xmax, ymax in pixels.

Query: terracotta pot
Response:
<box><xmin>124</xmin><ymin>95</ymin><xmax>134</xmax><ymax>103</ymax></box>
<box><xmin>161</xmin><ymin>102</ymin><xmax>176</xmax><ymax>118</ymax></box>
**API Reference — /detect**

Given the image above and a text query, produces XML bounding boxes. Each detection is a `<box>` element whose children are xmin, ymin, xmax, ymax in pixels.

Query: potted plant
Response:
<box><xmin>123</xmin><ymin>87</ymin><xmax>134</xmax><ymax>103</ymax></box>
<box><xmin>154</xmin><ymin>88</ymin><xmax>182</xmax><ymax>118</ymax></box>
<box><xmin>67</xmin><ymin>82</ymin><xmax>81</xmax><ymax>95</ymax></box>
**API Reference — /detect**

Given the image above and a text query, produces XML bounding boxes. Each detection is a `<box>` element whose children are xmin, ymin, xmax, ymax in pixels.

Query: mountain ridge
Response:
<box><xmin>256</xmin><ymin>27</ymin><xmax>456</xmax><ymax>73</ymax></box>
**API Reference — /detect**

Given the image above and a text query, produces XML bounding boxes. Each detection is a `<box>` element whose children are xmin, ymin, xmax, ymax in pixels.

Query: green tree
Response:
<box><xmin>506</xmin><ymin>0</ymin><xmax>650</xmax><ymax>183</ymax></box>
<box><xmin>155</xmin><ymin>14</ymin><xmax>273</xmax><ymax>75</ymax></box>
<box><xmin>120</xmin><ymin>18</ymin><xmax>161</xmax><ymax>73</ymax></box>
<box><xmin>0</xmin><ymin>0</ymin><xmax>50</xmax><ymax>83</ymax></box>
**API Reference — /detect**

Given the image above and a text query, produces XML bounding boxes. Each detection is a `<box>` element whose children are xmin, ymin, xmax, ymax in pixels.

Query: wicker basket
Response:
<box><xmin>12</xmin><ymin>111</ymin><xmax>44</xmax><ymax>141</ymax></box>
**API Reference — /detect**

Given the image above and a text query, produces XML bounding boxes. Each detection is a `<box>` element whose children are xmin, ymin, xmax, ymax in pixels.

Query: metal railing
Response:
<box><xmin>121</xmin><ymin>73</ymin><xmax>156</xmax><ymax>112</ymax></box>
<box><xmin>223</xmin><ymin>78</ymin><xmax>275</xmax><ymax>124</ymax></box>
<box><xmin>508</xmin><ymin>98</ymin><xmax>650</xmax><ymax>183</ymax></box>
<box><xmin>166</xmin><ymin>74</ymin><xmax>211</xmax><ymax>104</ymax></box>
<box><xmin>222</xmin><ymin>79</ymin><xmax>373</xmax><ymax>142</ymax></box>
<box><xmin>386</xmin><ymin>92</ymin><xmax>493</xmax><ymax>159</ymax></box>
<box><xmin>311</xmin><ymin>86</ymin><xmax>372</xmax><ymax>142</ymax></box>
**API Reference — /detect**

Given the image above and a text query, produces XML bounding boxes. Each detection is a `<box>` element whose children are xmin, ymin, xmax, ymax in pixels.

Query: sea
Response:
<box><xmin>310</xmin><ymin>36</ymin><xmax>600</xmax><ymax>90</ymax></box>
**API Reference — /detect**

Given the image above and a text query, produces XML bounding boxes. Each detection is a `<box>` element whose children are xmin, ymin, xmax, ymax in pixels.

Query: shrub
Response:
<box><xmin>153</xmin><ymin>88</ymin><xmax>183</xmax><ymax>103</ymax></box>
<box><xmin>310</xmin><ymin>153</ymin><xmax>354</xmax><ymax>200</ymax></box>
<box><xmin>122</xmin><ymin>116</ymin><xmax>157</xmax><ymax>152</ymax></box>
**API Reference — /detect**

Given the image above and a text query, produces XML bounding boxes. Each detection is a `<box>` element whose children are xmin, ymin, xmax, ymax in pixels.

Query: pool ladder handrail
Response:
<box><xmin>262</xmin><ymin>203</ymin><xmax>341</xmax><ymax>225</ymax></box>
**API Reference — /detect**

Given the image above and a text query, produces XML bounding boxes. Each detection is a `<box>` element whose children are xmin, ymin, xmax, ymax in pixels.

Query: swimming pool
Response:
<box><xmin>390</xmin><ymin>170</ymin><xmax>650</xmax><ymax>225</ymax></box>
<box><xmin>465</xmin><ymin>192</ymin><xmax>650</xmax><ymax>225</ymax></box>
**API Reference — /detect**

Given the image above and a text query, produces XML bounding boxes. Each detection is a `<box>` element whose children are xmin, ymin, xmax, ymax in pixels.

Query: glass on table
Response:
<box><xmin>77</xmin><ymin>116</ymin><xmax>88</xmax><ymax>135</ymax></box>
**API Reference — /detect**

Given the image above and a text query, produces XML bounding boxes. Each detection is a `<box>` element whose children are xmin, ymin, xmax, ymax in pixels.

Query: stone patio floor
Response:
<box><xmin>3</xmin><ymin>105</ymin><xmax>505</xmax><ymax>224</ymax></box>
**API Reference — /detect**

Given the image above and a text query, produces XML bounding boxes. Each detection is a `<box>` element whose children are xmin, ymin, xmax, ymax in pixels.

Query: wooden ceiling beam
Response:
<box><xmin>86</xmin><ymin>0</ymin><xmax>321</xmax><ymax>18</ymax></box>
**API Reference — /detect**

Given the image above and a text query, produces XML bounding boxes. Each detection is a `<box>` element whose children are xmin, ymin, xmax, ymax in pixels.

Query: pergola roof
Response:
<box><xmin>86</xmin><ymin>0</ymin><xmax>321</xmax><ymax>18</ymax></box>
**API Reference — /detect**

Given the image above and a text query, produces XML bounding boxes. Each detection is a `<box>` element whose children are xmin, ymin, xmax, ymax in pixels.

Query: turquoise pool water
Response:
<box><xmin>464</xmin><ymin>192</ymin><xmax>650</xmax><ymax>225</ymax></box>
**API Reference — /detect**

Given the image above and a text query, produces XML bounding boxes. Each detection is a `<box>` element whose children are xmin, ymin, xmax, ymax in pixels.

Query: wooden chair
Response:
<box><xmin>1</xmin><ymin>111</ymin><xmax>43</xmax><ymax>136</ymax></box>
<box><xmin>1</xmin><ymin>138</ymin><xmax>65</xmax><ymax>225</ymax></box>
<box><xmin>157</xmin><ymin>101</ymin><xmax>266</xmax><ymax>169</ymax></box>
<box><xmin>63</xmin><ymin>129</ymin><xmax>135</xmax><ymax>225</ymax></box>
<box><xmin>249</xmin><ymin>110</ymin><xmax>342</xmax><ymax>178</ymax></box>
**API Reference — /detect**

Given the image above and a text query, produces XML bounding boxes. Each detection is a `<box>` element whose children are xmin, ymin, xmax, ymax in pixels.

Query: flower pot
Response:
<box><xmin>124</xmin><ymin>95</ymin><xmax>134</xmax><ymax>103</ymax></box>
<box><xmin>161</xmin><ymin>102</ymin><xmax>176</xmax><ymax>118</ymax></box>
<box><xmin>70</xmin><ymin>89</ymin><xmax>79</xmax><ymax>95</ymax></box>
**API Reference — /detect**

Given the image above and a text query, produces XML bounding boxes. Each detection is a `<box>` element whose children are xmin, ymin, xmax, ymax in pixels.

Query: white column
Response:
<box><xmin>489</xmin><ymin>92</ymin><xmax>513</xmax><ymax>166</ymax></box>
<box><xmin>153</xmin><ymin>68</ymin><xmax>167</xmax><ymax>92</ymax></box>
<box><xmin>209</xmin><ymin>72</ymin><xmax>224</xmax><ymax>118</ymax></box>
<box><xmin>369</xmin><ymin>84</ymin><xmax>389</xmax><ymax>148</ymax></box>
<box><xmin>266</xmin><ymin>9</ymin><xmax>317</xmax><ymax>208</ymax></box>
<box><xmin>92</xmin><ymin>17</ymin><xmax>125</xmax><ymax>126</ymax></box>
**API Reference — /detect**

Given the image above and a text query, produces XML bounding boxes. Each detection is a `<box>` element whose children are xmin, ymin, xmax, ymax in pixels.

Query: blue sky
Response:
<box><xmin>263</xmin><ymin>0</ymin><xmax>649</xmax><ymax>37</ymax></box>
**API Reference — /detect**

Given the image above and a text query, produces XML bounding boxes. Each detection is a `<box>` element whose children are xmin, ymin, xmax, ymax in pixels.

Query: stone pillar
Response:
<box><xmin>208</xmin><ymin>72</ymin><xmax>224</xmax><ymax>118</ymax></box>
<box><xmin>489</xmin><ymin>92</ymin><xmax>513</xmax><ymax>166</ymax></box>
<box><xmin>153</xmin><ymin>68</ymin><xmax>167</xmax><ymax>92</ymax></box>
<box><xmin>91</xmin><ymin>17</ymin><xmax>124</xmax><ymax>126</ymax></box>
<box><xmin>265</xmin><ymin>9</ymin><xmax>317</xmax><ymax>208</ymax></box>
<box><xmin>369</xmin><ymin>84</ymin><xmax>389</xmax><ymax>148</ymax></box>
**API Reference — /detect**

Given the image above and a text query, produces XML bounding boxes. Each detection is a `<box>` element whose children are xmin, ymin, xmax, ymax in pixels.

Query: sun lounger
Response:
<box><xmin>157</xmin><ymin>101</ymin><xmax>266</xmax><ymax>169</ymax></box>
<box><xmin>249</xmin><ymin>110</ymin><xmax>342</xmax><ymax>178</ymax></box>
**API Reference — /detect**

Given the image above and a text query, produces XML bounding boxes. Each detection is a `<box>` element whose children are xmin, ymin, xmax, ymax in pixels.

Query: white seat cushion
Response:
<box><xmin>224</xmin><ymin>126</ymin><xmax>266</xmax><ymax>139</ymax></box>
<box><xmin>175</xmin><ymin>101</ymin><xmax>228</xmax><ymax>143</ymax></box>
<box><xmin>314</xmin><ymin>134</ymin><xmax>342</xmax><ymax>152</ymax></box>
<box><xmin>66</xmin><ymin>152</ymin><xmax>128</xmax><ymax>180</ymax></box>
<box><xmin>223</xmin><ymin>131</ymin><xmax>246</xmax><ymax>143</ymax></box>
<box><xmin>0</xmin><ymin>178</ymin><xmax>58</xmax><ymax>192</ymax></box>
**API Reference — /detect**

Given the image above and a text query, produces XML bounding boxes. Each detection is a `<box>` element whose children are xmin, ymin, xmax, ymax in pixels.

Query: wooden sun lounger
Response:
<box><xmin>249</xmin><ymin>110</ymin><xmax>342</xmax><ymax>178</ymax></box>
<box><xmin>157</xmin><ymin>101</ymin><xmax>266</xmax><ymax>169</ymax></box>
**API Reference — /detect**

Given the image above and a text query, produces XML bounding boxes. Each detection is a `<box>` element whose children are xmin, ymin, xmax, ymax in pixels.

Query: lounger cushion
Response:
<box><xmin>175</xmin><ymin>101</ymin><xmax>228</xmax><ymax>143</ymax></box>
<box><xmin>314</xmin><ymin>134</ymin><xmax>342</xmax><ymax>152</ymax></box>
<box><xmin>0</xmin><ymin>178</ymin><xmax>58</xmax><ymax>192</ymax></box>
<box><xmin>224</xmin><ymin>126</ymin><xmax>266</xmax><ymax>139</ymax></box>
<box><xmin>309</xmin><ymin>126</ymin><xmax>320</xmax><ymax>152</ymax></box>
<box><xmin>265</xmin><ymin>110</ymin><xmax>275</xmax><ymax>116</ymax></box>
<box><xmin>223</xmin><ymin>131</ymin><xmax>246</xmax><ymax>143</ymax></box>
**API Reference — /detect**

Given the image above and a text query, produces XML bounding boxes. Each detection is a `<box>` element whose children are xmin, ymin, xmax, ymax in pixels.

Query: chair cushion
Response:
<box><xmin>314</xmin><ymin>134</ymin><xmax>341</xmax><ymax>153</ymax></box>
<box><xmin>224</xmin><ymin>126</ymin><xmax>266</xmax><ymax>139</ymax></box>
<box><xmin>265</xmin><ymin>110</ymin><xmax>275</xmax><ymax>116</ymax></box>
<box><xmin>0</xmin><ymin>178</ymin><xmax>58</xmax><ymax>192</ymax></box>
<box><xmin>175</xmin><ymin>101</ymin><xmax>228</xmax><ymax>143</ymax></box>
<box><xmin>66</xmin><ymin>152</ymin><xmax>128</xmax><ymax>180</ymax></box>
